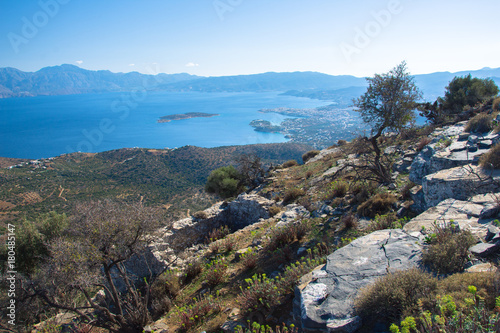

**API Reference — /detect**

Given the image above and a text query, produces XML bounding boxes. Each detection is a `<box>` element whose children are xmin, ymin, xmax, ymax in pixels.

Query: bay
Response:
<box><xmin>0</xmin><ymin>91</ymin><xmax>328</xmax><ymax>159</ymax></box>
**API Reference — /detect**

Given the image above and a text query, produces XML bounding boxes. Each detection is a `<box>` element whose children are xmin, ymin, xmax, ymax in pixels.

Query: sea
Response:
<box><xmin>0</xmin><ymin>91</ymin><xmax>329</xmax><ymax>159</ymax></box>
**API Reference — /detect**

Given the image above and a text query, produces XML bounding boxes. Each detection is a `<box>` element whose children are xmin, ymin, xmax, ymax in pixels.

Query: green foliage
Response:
<box><xmin>204</xmin><ymin>257</ymin><xmax>228</xmax><ymax>287</ymax></box>
<box><xmin>267</xmin><ymin>220</ymin><xmax>310</xmax><ymax>251</ymax></box>
<box><xmin>302</xmin><ymin>150</ymin><xmax>321</xmax><ymax>163</ymax></box>
<box><xmin>442</xmin><ymin>74</ymin><xmax>499</xmax><ymax>114</ymax></box>
<box><xmin>464</xmin><ymin>113</ymin><xmax>494</xmax><ymax>133</ymax></box>
<box><xmin>479</xmin><ymin>142</ymin><xmax>500</xmax><ymax>169</ymax></box>
<box><xmin>391</xmin><ymin>289</ymin><xmax>500</xmax><ymax>333</ymax></box>
<box><xmin>422</xmin><ymin>223</ymin><xmax>476</xmax><ymax>275</ymax></box>
<box><xmin>354</xmin><ymin>61</ymin><xmax>422</xmax><ymax>137</ymax></box>
<box><xmin>357</xmin><ymin>192</ymin><xmax>397</xmax><ymax>218</ymax></box>
<box><xmin>367</xmin><ymin>212</ymin><xmax>409</xmax><ymax>231</ymax></box>
<box><xmin>328</xmin><ymin>180</ymin><xmax>349</xmax><ymax>199</ymax></box>
<box><xmin>205</xmin><ymin>165</ymin><xmax>242</xmax><ymax>198</ymax></box>
<box><xmin>1</xmin><ymin>211</ymin><xmax>68</xmax><ymax>275</ymax></box>
<box><xmin>354</xmin><ymin>61</ymin><xmax>422</xmax><ymax>183</ymax></box>
<box><xmin>240</xmin><ymin>248</ymin><xmax>259</xmax><ymax>270</ymax></box>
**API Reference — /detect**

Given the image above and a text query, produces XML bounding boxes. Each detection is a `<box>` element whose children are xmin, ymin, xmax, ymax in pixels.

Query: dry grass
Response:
<box><xmin>480</xmin><ymin>142</ymin><xmax>500</xmax><ymax>169</ymax></box>
<box><xmin>464</xmin><ymin>113</ymin><xmax>494</xmax><ymax>133</ymax></box>
<box><xmin>302</xmin><ymin>150</ymin><xmax>321</xmax><ymax>163</ymax></box>
<box><xmin>357</xmin><ymin>192</ymin><xmax>397</xmax><ymax>218</ymax></box>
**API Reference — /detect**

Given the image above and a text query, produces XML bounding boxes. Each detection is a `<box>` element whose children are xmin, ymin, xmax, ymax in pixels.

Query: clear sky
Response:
<box><xmin>1</xmin><ymin>0</ymin><xmax>499</xmax><ymax>77</ymax></box>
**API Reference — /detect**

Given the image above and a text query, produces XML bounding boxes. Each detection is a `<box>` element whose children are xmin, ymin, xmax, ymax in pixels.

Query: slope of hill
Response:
<box><xmin>0</xmin><ymin>143</ymin><xmax>312</xmax><ymax>225</ymax></box>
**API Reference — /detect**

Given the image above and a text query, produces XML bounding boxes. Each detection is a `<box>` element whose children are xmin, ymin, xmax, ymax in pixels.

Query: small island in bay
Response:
<box><xmin>158</xmin><ymin>112</ymin><xmax>219</xmax><ymax>123</ymax></box>
<box><xmin>249</xmin><ymin>119</ymin><xmax>282</xmax><ymax>133</ymax></box>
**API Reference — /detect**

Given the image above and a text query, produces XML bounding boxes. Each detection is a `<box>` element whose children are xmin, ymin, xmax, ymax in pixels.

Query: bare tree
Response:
<box><xmin>235</xmin><ymin>153</ymin><xmax>266</xmax><ymax>189</ymax></box>
<box><xmin>23</xmin><ymin>200</ymin><xmax>163</xmax><ymax>332</ymax></box>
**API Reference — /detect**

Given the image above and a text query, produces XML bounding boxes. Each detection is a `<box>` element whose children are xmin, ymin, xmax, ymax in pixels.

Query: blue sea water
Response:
<box><xmin>0</xmin><ymin>91</ymin><xmax>329</xmax><ymax>159</ymax></box>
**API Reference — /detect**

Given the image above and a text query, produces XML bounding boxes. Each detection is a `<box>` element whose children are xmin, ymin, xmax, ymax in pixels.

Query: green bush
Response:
<box><xmin>442</xmin><ymin>75</ymin><xmax>499</xmax><ymax>114</ymax></box>
<box><xmin>329</xmin><ymin>180</ymin><xmax>349</xmax><ymax>199</ymax></box>
<box><xmin>480</xmin><ymin>142</ymin><xmax>500</xmax><ymax>169</ymax></box>
<box><xmin>205</xmin><ymin>165</ymin><xmax>242</xmax><ymax>198</ymax></box>
<box><xmin>355</xmin><ymin>268</ymin><xmax>438</xmax><ymax>323</ymax></box>
<box><xmin>357</xmin><ymin>192</ymin><xmax>397</xmax><ymax>218</ymax></box>
<box><xmin>464</xmin><ymin>113</ymin><xmax>494</xmax><ymax>133</ymax></box>
<box><xmin>302</xmin><ymin>150</ymin><xmax>321</xmax><ymax>163</ymax></box>
<box><xmin>422</xmin><ymin>224</ymin><xmax>476</xmax><ymax>275</ymax></box>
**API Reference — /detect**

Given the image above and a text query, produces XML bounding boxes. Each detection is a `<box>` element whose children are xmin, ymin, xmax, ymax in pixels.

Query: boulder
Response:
<box><xmin>294</xmin><ymin>230</ymin><xmax>422</xmax><ymax>332</ymax></box>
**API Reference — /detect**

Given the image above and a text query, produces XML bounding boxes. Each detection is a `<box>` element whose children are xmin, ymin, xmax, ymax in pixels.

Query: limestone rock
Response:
<box><xmin>295</xmin><ymin>230</ymin><xmax>422</xmax><ymax>332</ymax></box>
<box><xmin>422</xmin><ymin>166</ymin><xmax>500</xmax><ymax>209</ymax></box>
<box><xmin>403</xmin><ymin>194</ymin><xmax>500</xmax><ymax>240</ymax></box>
<box><xmin>306</xmin><ymin>148</ymin><xmax>340</xmax><ymax>164</ymax></box>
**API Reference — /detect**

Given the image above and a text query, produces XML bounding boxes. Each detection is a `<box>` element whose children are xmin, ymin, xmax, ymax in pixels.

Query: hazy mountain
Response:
<box><xmin>1</xmin><ymin>65</ymin><xmax>500</xmax><ymax>100</ymax></box>
<box><xmin>0</xmin><ymin>64</ymin><xmax>200</xmax><ymax>98</ymax></box>
<box><xmin>155</xmin><ymin>71</ymin><xmax>367</xmax><ymax>93</ymax></box>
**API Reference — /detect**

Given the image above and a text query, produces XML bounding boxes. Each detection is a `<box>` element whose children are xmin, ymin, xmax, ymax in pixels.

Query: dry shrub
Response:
<box><xmin>183</xmin><ymin>259</ymin><xmax>203</xmax><ymax>284</ymax></box>
<box><xmin>464</xmin><ymin>113</ymin><xmax>494</xmax><ymax>133</ymax></box>
<box><xmin>337</xmin><ymin>139</ymin><xmax>347</xmax><ymax>146</ymax></box>
<box><xmin>206</xmin><ymin>225</ymin><xmax>230</xmax><ymax>243</ymax></box>
<box><xmin>329</xmin><ymin>180</ymin><xmax>349</xmax><ymax>199</ymax></box>
<box><xmin>422</xmin><ymin>225</ymin><xmax>476</xmax><ymax>275</ymax></box>
<box><xmin>192</xmin><ymin>210</ymin><xmax>208</xmax><ymax>220</ymax></box>
<box><xmin>268</xmin><ymin>205</ymin><xmax>282</xmax><ymax>217</ymax></box>
<box><xmin>282</xmin><ymin>188</ymin><xmax>305</xmax><ymax>205</ymax></box>
<box><xmin>480</xmin><ymin>142</ymin><xmax>500</xmax><ymax>169</ymax></box>
<box><xmin>400</xmin><ymin>181</ymin><xmax>416</xmax><ymax>200</ymax></box>
<box><xmin>341</xmin><ymin>212</ymin><xmax>358</xmax><ymax>230</ymax></box>
<box><xmin>357</xmin><ymin>192</ymin><xmax>397</xmax><ymax>218</ymax></box>
<box><xmin>350</xmin><ymin>181</ymin><xmax>377</xmax><ymax>205</ymax></box>
<box><xmin>305</xmin><ymin>170</ymin><xmax>314</xmax><ymax>178</ymax></box>
<box><xmin>240</xmin><ymin>248</ymin><xmax>258</xmax><ymax>270</ymax></box>
<box><xmin>355</xmin><ymin>268</ymin><xmax>438</xmax><ymax>323</ymax></box>
<box><xmin>493</xmin><ymin>97</ymin><xmax>500</xmax><ymax>111</ymax></box>
<box><xmin>437</xmin><ymin>272</ymin><xmax>498</xmax><ymax>310</ymax></box>
<box><xmin>302</xmin><ymin>150</ymin><xmax>321</xmax><ymax>163</ymax></box>
<box><xmin>417</xmin><ymin>137</ymin><xmax>432</xmax><ymax>151</ymax></box>
<box><xmin>205</xmin><ymin>257</ymin><xmax>228</xmax><ymax>287</ymax></box>
<box><xmin>282</xmin><ymin>160</ymin><xmax>298</xmax><ymax>168</ymax></box>
<box><xmin>150</xmin><ymin>270</ymin><xmax>180</xmax><ymax>315</ymax></box>
<box><xmin>267</xmin><ymin>221</ymin><xmax>309</xmax><ymax>251</ymax></box>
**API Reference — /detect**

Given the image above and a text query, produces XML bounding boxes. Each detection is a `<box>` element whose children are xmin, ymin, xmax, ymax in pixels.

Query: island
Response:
<box><xmin>158</xmin><ymin>112</ymin><xmax>219</xmax><ymax>123</ymax></box>
<box><xmin>249</xmin><ymin>119</ymin><xmax>282</xmax><ymax>133</ymax></box>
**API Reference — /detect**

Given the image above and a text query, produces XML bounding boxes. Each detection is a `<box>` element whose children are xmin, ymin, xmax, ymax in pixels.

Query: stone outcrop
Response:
<box><xmin>403</xmin><ymin>193</ymin><xmax>500</xmax><ymax>240</ymax></box>
<box><xmin>422</xmin><ymin>165</ymin><xmax>500</xmax><ymax>208</ymax></box>
<box><xmin>306</xmin><ymin>148</ymin><xmax>340</xmax><ymax>164</ymax></box>
<box><xmin>294</xmin><ymin>229</ymin><xmax>422</xmax><ymax>333</ymax></box>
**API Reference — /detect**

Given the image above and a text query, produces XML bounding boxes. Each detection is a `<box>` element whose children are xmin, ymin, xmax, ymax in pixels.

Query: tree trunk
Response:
<box><xmin>370</xmin><ymin>133</ymin><xmax>391</xmax><ymax>184</ymax></box>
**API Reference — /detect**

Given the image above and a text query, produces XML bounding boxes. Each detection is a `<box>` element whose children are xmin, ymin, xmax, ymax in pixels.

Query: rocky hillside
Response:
<box><xmin>135</xmin><ymin>106</ymin><xmax>500</xmax><ymax>333</ymax></box>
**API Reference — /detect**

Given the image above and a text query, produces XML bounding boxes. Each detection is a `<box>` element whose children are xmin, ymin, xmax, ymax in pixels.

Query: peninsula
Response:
<box><xmin>158</xmin><ymin>112</ymin><xmax>219</xmax><ymax>123</ymax></box>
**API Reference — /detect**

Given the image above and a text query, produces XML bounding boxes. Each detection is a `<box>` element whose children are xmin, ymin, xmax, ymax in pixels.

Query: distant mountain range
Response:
<box><xmin>1</xmin><ymin>64</ymin><xmax>499</xmax><ymax>102</ymax></box>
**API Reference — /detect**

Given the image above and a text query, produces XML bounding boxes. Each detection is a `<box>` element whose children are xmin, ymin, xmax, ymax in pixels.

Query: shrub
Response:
<box><xmin>422</xmin><ymin>224</ymin><xmax>476</xmax><ymax>275</ymax></box>
<box><xmin>337</xmin><ymin>139</ymin><xmax>347</xmax><ymax>146</ymax></box>
<box><xmin>183</xmin><ymin>259</ymin><xmax>203</xmax><ymax>284</ymax></box>
<box><xmin>206</xmin><ymin>225</ymin><xmax>231</xmax><ymax>243</ymax></box>
<box><xmin>282</xmin><ymin>188</ymin><xmax>305</xmax><ymax>205</ymax></box>
<box><xmin>267</xmin><ymin>220</ymin><xmax>309</xmax><ymax>251</ymax></box>
<box><xmin>417</xmin><ymin>137</ymin><xmax>432</xmax><ymax>151</ymax></box>
<box><xmin>282</xmin><ymin>160</ymin><xmax>298</xmax><ymax>168</ymax></box>
<box><xmin>150</xmin><ymin>271</ymin><xmax>179</xmax><ymax>316</ymax></box>
<box><xmin>357</xmin><ymin>192</ymin><xmax>397</xmax><ymax>218</ymax></box>
<box><xmin>329</xmin><ymin>180</ymin><xmax>349</xmax><ymax>199</ymax></box>
<box><xmin>205</xmin><ymin>257</ymin><xmax>228</xmax><ymax>287</ymax></box>
<box><xmin>240</xmin><ymin>248</ymin><xmax>258</xmax><ymax>270</ymax></box>
<box><xmin>268</xmin><ymin>205</ymin><xmax>282</xmax><ymax>217</ymax></box>
<box><xmin>355</xmin><ymin>268</ymin><xmax>438</xmax><ymax>323</ymax></box>
<box><xmin>178</xmin><ymin>294</ymin><xmax>222</xmax><ymax>330</ymax></box>
<box><xmin>464</xmin><ymin>113</ymin><xmax>494</xmax><ymax>133</ymax></box>
<box><xmin>238</xmin><ymin>273</ymin><xmax>281</xmax><ymax>311</ymax></box>
<box><xmin>235</xmin><ymin>322</ymin><xmax>298</xmax><ymax>333</ymax></box>
<box><xmin>480</xmin><ymin>142</ymin><xmax>500</xmax><ymax>169</ymax></box>
<box><xmin>493</xmin><ymin>97</ymin><xmax>500</xmax><ymax>111</ymax></box>
<box><xmin>367</xmin><ymin>212</ymin><xmax>402</xmax><ymax>231</ymax></box>
<box><xmin>341</xmin><ymin>213</ymin><xmax>358</xmax><ymax>230</ymax></box>
<box><xmin>192</xmin><ymin>210</ymin><xmax>208</xmax><ymax>220</ymax></box>
<box><xmin>205</xmin><ymin>165</ymin><xmax>243</xmax><ymax>198</ymax></box>
<box><xmin>442</xmin><ymin>75</ymin><xmax>499</xmax><ymax>114</ymax></box>
<box><xmin>302</xmin><ymin>150</ymin><xmax>321</xmax><ymax>163</ymax></box>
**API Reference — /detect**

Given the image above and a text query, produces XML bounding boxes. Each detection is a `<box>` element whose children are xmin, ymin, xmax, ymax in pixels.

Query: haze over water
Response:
<box><xmin>0</xmin><ymin>91</ymin><xmax>329</xmax><ymax>159</ymax></box>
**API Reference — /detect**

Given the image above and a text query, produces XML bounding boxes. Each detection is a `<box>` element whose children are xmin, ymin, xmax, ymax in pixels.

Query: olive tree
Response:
<box><xmin>354</xmin><ymin>61</ymin><xmax>422</xmax><ymax>183</ymax></box>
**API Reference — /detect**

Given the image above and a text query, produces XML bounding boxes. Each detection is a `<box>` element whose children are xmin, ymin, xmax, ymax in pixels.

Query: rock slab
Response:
<box><xmin>295</xmin><ymin>229</ymin><xmax>422</xmax><ymax>332</ymax></box>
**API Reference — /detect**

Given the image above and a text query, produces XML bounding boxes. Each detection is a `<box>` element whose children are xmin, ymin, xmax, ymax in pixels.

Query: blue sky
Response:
<box><xmin>1</xmin><ymin>0</ymin><xmax>499</xmax><ymax>77</ymax></box>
